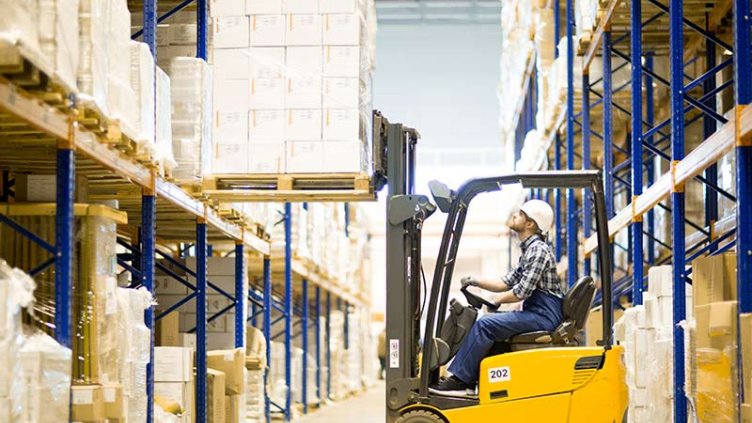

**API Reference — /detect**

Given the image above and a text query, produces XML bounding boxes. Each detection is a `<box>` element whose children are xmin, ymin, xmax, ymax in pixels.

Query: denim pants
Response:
<box><xmin>447</xmin><ymin>289</ymin><xmax>564</xmax><ymax>383</ymax></box>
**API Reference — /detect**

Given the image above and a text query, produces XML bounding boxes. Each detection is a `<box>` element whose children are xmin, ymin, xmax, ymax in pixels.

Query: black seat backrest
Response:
<box><xmin>562</xmin><ymin>276</ymin><xmax>596</xmax><ymax>331</ymax></box>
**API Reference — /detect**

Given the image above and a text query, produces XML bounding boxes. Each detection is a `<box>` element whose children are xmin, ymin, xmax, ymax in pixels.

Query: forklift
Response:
<box><xmin>374</xmin><ymin>112</ymin><xmax>628</xmax><ymax>423</ymax></box>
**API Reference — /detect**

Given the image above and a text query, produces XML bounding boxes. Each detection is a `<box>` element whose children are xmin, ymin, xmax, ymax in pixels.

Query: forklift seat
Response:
<box><xmin>501</xmin><ymin>276</ymin><xmax>596</xmax><ymax>352</ymax></box>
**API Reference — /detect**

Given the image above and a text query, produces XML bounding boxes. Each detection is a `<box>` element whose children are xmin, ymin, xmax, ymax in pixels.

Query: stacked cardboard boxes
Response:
<box><xmin>155</xmin><ymin>346</ymin><xmax>195</xmax><ymax>422</ymax></box>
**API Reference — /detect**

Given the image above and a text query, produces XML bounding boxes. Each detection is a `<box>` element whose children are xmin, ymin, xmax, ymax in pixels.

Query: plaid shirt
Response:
<box><xmin>502</xmin><ymin>235</ymin><xmax>564</xmax><ymax>300</ymax></box>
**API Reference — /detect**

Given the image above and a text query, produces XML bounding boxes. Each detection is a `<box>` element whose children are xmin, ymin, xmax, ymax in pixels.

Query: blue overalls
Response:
<box><xmin>447</xmin><ymin>289</ymin><xmax>564</xmax><ymax>384</ymax></box>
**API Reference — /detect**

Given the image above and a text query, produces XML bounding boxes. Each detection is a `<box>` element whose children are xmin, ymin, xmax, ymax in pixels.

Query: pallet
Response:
<box><xmin>0</xmin><ymin>40</ymin><xmax>72</xmax><ymax>111</ymax></box>
<box><xmin>201</xmin><ymin>173</ymin><xmax>375</xmax><ymax>203</ymax></box>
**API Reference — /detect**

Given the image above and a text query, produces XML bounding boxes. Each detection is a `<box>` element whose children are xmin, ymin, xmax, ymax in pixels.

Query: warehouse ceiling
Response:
<box><xmin>375</xmin><ymin>0</ymin><xmax>501</xmax><ymax>25</ymax></box>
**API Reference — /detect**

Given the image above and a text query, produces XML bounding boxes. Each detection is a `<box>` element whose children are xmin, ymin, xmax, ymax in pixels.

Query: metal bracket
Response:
<box><xmin>670</xmin><ymin>161</ymin><xmax>684</xmax><ymax>193</ymax></box>
<box><xmin>632</xmin><ymin>195</ymin><xmax>643</xmax><ymax>222</ymax></box>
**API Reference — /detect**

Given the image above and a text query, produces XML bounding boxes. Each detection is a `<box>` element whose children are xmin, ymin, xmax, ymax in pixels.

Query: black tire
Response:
<box><xmin>395</xmin><ymin>410</ymin><xmax>445</xmax><ymax>423</ymax></box>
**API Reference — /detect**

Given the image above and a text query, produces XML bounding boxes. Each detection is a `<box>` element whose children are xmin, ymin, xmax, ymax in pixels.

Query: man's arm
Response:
<box><xmin>474</xmin><ymin>277</ymin><xmax>512</xmax><ymax>293</ymax></box>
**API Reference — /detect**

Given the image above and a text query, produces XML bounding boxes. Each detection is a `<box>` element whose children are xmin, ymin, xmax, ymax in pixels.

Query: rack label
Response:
<box><xmin>488</xmin><ymin>366</ymin><xmax>511</xmax><ymax>383</ymax></box>
<box><xmin>389</xmin><ymin>339</ymin><xmax>399</xmax><ymax>368</ymax></box>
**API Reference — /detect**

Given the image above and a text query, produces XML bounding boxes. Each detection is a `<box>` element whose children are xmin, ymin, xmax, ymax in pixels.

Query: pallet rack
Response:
<box><xmin>509</xmin><ymin>0</ymin><xmax>752</xmax><ymax>420</ymax></box>
<box><xmin>0</xmin><ymin>1</ymin><xmax>371</xmax><ymax>422</ymax></box>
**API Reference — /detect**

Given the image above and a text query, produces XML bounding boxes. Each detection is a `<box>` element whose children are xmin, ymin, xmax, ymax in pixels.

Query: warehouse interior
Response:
<box><xmin>0</xmin><ymin>0</ymin><xmax>750</xmax><ymax>422</ymax></box>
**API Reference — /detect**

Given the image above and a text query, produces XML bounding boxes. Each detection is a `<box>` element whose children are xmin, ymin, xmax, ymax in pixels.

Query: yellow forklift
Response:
<box><xmin>376</xmin><ymin>113</ymin><xmax>628</xmax><ymax>423</ymax></box>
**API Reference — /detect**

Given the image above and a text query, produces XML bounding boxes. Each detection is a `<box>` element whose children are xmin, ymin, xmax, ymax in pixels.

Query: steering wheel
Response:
<box><xmin>461</xmin><ymin>286</ymin><xmax>498</xmax><ymax>310</ymax></box>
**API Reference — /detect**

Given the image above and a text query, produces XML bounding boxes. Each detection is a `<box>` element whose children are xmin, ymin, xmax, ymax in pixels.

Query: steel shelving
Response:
<box><xmin>509</xmin><ymin>0</ymin><xmax>752</xmax><ymax>419</ymax></box>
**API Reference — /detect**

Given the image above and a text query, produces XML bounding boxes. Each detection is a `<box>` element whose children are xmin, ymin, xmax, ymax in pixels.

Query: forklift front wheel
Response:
<box><xmin>395</xmin><ymin>409</ymin><xmax>445</xmax><ymax>423</ymax></box>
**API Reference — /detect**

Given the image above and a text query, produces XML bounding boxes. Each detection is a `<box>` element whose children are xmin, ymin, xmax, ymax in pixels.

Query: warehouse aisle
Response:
<box><xmin>295</xmin><ymin>381</ymin><xmax>386</xmax><ymax>423</ymax></box>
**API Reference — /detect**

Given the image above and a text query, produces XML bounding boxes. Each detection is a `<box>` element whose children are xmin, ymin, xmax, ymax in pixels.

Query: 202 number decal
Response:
<box><xmin>488</xmin><ymin>366</ymin><xmax>511</xmax><ymax>383</ymax></box>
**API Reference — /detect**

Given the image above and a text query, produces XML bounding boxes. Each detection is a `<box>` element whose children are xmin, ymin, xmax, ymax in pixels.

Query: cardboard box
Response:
<box><xmin>14</xmin><ymin>174</ymin><xmax>89</xmax><ymax>202</ymax></box>
<box><xmin>103</xmin><ymin>383</ymin><xmax>126</xmax><ymax>420</ymax></box>
<box><xmin>323</xmin><ymin>13</ymin><xmax>360</xmax><ymax>45</ymax></box>
<box><xmin>214</xmin><ymin>143</ymin><xmax>251</xmax><ymax>173</ymax></box>
<box><xmin>250</xmin><ymin>78</ymin><xmax>286</xmax><ymax>110</ymax></box>
<box><xmin>249</xmin><ymin>110</ymin><xmax>286</xmax><ymax>142</ymax></box>
<box><xmin>286</xmin><ymin>14</ymin><xmax>322</xmax><ymax>46</ymax></box>
<box><xmin>247</xmin><ymin>0</ymin><xmax>283</xmax><ymax>14</ymax></box>
<box><xmin>249</xmin><ymin>143</ymin><xmax>284</xmax><ymax>173</ymax></box>
<box><xmin>156</xmin><ymin>311</ymin><xmax>181</xmax><ymax>347</ymax></box>
<box><xmin>287</xmin><ymin>109</ymin><xmax>323</xmax><ymax>140</ymax></box>
<box><xmin>286</xmin><ymin>76</ymin><xmax>322</xmax><ymax>109</ymax></box>
<box><xmin>743</xmin><ymin>403</ymin><xmax>752</xmax><ymax>423</ymax></box>
<box><xmin>696</xmin><ymin>348</ymin><xmax>736</xmax><ymax>422</ymax></box>
<box><xmin>286</xmin><ymin>141</ymin><xmax>324</xmax><ymax>173</ymax></box>
<box><xmin>180</xmin><ymin>333</ymin><xmax>197</xmax><ymax>349</ymax></box>
<box><xmin>708</xmin><ymin>301</ymin><xmax>737</xmax><ymax>337</ymax></box>
<box><xmin>185</xmin><ymin>257</ymin><xmax>239</xmax><ymax>276</ymax></box>
<box><xmin>212</xmin><ymin>48</ymin><xmax>250</xmax><ymax>80</ymax></box>
<box><xmin>250</xmin><ymin>15</ymin><xmax>286</xmax><ymax>46</ymax></box>
<box><xmin>692</xmin><ymin>253</ymin><xmax>737</xmax><ymax>307</ymax></box>
<box><xmin>155</xmin><ymin>276</ymin><xmax>190</xmax><ymax>295</ymax></box>
<box><xmin>169</xmin><ymin>24</ymin><xmax>198</xmax><ymax>45</ymax></box>
<box><xmin>215</xmin><ymin>78</ymin><xmax>250</xmax><ymax>111</ymax></box>
<box><xmin>210</xmin><ymin>0</ymin><xmax>246</xmax><ymax>16</ymax></box>
<box><xmin>207</xmin><ymin>332</ymin><xmax>238</xmax><ymax>350</ymax></box>
<box><xmin>213</xmin><ymin>110</ymin><xmax>249</xmax><ymax>144</ymax></box>
<box><xmin>287</xmin><ymin>46</ymin><xmax>323</xmax><ymax>76</ymax></box>
<box><xmin>225</xmin><ymin>395</ymin><xmax>241</xmax><ymax>423</ymax></box>
<box><xmin>323</xmin><ymin>46</ymin><xmax>360</xmax><ymax>77</ymax></box>
<box><xmin>71</xmin><ymin>385</ymin><xmax>105</xmax><ymax>422</ymax></box>
<box><xmin>179</xmin><ymin>313</ymin><xmax>229</xmax><ymax>333</ymax></box>
<box><xmin>323</xmin><ymin>109</ymin><xmax>360</xmax><ymax>140</ymax></box>
<box><xmin>207</xmin><ymin>369</ymin><xmax>227</xmax><ymax>423</ymax></box>
<box><xmin>155</xmin><ymin>347</ymin><xmax>194</xmax><ymax>382</ymax></box>
<box><xmin>322</xmin><ymin>140</ymin><xmax>363</xmax><ymax>173</ymax></box>
<box><xmin>741</xmin><ymin>313</ymin><xmax>752</xmax><ymax>403</ymax></box>
<box><xmin>213</xmin><ymin>16</ymin><xmax>250</xmax><ymax>49</ymax></box>
<box><xmin>323</xmin><ymin>77</ymin><xmax>359</xmax><ymax>108</ymax></box>
<box><xmin>0</xmin><ymin>397</ymin><xmax>10</xmax><ymax>422</ymax></box>
<box><xmin>319</xmin><ymin>0</ymin><xmax>357</xmax><ymax>13</ymax></box>
<box><xmin>249</xmin><ymin>47</ymin><xmax>286</xmax><ymax>79</ymax></box>
<box><xmin>285</xmin><ymin>0</ymin><xmax>319</xmax><ymax>13</ymax></box>
<box><xmin>208</xmin><ymin>349</ymin><xmax>246</xmax><ymax>394</ymax></box>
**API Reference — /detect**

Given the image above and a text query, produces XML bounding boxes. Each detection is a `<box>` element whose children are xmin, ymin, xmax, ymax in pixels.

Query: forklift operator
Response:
<box><xmin>430</xmin><ymin>199</ymin><xmax>565</xmax><ymax>396</ymax></box>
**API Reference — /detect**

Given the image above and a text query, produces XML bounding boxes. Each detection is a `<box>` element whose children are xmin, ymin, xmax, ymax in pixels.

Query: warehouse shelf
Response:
<box><xmin>507</xmin><ymin>0</ymin><xmax>752</xmax><ymax>420</ymax></box>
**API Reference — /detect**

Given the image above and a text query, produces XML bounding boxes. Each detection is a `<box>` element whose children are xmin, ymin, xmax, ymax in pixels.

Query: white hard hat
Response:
<box><xmin>520</xmin><ymin>199</ymin><xmax>554</xmax><ymax>234</ymax></box>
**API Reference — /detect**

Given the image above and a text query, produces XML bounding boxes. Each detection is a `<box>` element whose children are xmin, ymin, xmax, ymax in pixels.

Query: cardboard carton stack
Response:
<box><xmin>245</xmin><ymin>327</ymin><xmax>266</xmax><ymax>422</ymax></box>
<box><xmin>208</xmin><ymin>348</ymin><xmax>247</xmax><ymax>423</ymax></box>
<box><xmin>691</xmin><ymin>253</ymin><xmax>740</xmax><ymax>422</ymax></box>
<box><xmin>613</xmin><ymin>265</ymin><xmax>692</xmax><ymax>422</ymax></box>
<box><xmin>155</xmin><ymin>346</ymin><xmax>195</xmax><ymax>422</ymax></box>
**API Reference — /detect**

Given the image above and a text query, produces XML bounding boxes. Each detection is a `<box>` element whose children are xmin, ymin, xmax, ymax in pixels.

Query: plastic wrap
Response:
<box><xmin>0</xmin><ymin>260</ymin><xmax>36</xmax><ymax>421</ymax></box>
<box><xmin>156</xmin><ymin>66</ymin><xmax>178</xmax><ymax>173</ymax></box>
<box><xmin>170</xmin><ymin>57</ymin><xmax>213</xmax><ymax>181</ymax></box>
<box><xmin>575</xmin><ymin>0</ymin><xmax>598</xmax><ymax>40</ymax></box>
<box><xmin>130</xmin><ymin>41</ymin><xmax>156</xmax><ymax>148</ymax></box>
<box><xmin>78</xmin><ymin>0</ymin><xmax>109</xmax><ymax>114</ymax></box>
<box><xmin>0</xmin><ymin>0</ymin><xmax>40</xmax><ymax>52</ymax></box>
<box><xmin>19</xmin><ymin>329</ymin><xmax>72</xmax><ymax>423</ymax></box>
<box><xmin>117</xmin><ymin>287</ymin><xmax>153</xmax><ymax>423</ymax></box>
<box><xmin>106</xmin><ymin>0</ymin><xmax>139</xmax><ymax>139</ymax></box>
<box><xmin>37</xmin><ymin>0</ymin><xmax>80</xmax><ymax>91</ymax></box>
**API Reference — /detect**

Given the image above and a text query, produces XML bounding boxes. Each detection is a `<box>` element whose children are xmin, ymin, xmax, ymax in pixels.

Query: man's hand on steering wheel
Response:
<box><xmin>461</xmin><ymin>276</ymin><xmax>479</xmax><ymax>289</ymax></box>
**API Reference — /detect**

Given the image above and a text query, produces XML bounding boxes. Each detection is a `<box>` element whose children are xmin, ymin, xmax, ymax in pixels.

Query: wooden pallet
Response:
<box><xmin>0</xmin><ymin>40</ymin><xmax>71</xmax><ymax>110</ymax></box>
<box><xmin>201</xmin><ymin>173</ymin><xmax>375</xmax><ymax>202</ymax></box>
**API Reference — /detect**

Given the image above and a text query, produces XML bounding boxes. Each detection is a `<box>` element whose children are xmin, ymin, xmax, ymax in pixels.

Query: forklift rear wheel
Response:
<box><xmin>395</xmin><ymin>410</ymin><xmax>444</xmax><ymax>423</ymax></box>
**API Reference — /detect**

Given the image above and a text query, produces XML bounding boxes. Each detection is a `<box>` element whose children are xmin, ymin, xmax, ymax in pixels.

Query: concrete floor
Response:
<box><xmin>294</xmin><ymin>381</ymin><xmax>386</xmax><ymax>423</ymax></box>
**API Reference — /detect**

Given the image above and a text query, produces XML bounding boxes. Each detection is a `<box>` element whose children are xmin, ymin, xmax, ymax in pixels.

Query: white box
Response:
<box><xmin>286</xmin><ymin>14</ymin><xmax>322</xmax><ymax>46</ymax></box>
<box><xmin>155</xmin><ymin>276</ymin><xmax>189</xmax><ymax>295</ymax></box>
<box><xmin>250</xmin><ymin>78</ymin><xmax>285</xmax><ymax>109</ymax></box>
<box><xmin>155</xmin><ymin>347</ymin><xmax>193</xmax><ymax>382</ymax></box>
<box><xmin>250</xmin><ymin>143</ymin><xmax>285</xmax><ymax>173</ymax></box>
<box><xmin>185</xmin><ymin>257</ymin><xmax>239</xmax><ymax>276</ymax></box>
<box><xmin>286</xmin><ymin>141</ymin><xmax>324</xmax><ymax>173</ymax></box>
<box><xmin>323</xmin><ymin>77</ymin><xmax>358</xmax><ymax>108</ymax></box>
<box><xmin>286</xmin><ymin>76</ymin><xmax>322</xmax><ymax>109</ymax></box>
<box><xmin>323</xmin><ymin>13</ymin><xmax>360</xmax><ymax>45</ymax></box>
<box><xmin>214</xmin><ymin>110</ymin><xmax>249</xmax><ymax>144</ymax></box>
<box><xmin>323</xmin><ymin>46</ymin><xmax>359</xmax><ymax>77</ymax></box>
<box><xmin>284</xmin><ymin>0</ymin><xmax>319</xmax><ymax>13</ymax></box>
<box><xmin>154</xmin><ymin>381</ymin><xmax>194</xmax><ymax>417</ymax></box>
<box><xmin>247</xmin><ymin>0</ymin><xmax>283</xmax><ymax>14</ymax></box>
<box><xmin>249</xmin><ymin>110</ymin><xmax>286</xmax><ymax>142</ymax></box>
<box><xmin>179</xmin><ymin>313</ymin><xmax>229</xmax><ymax>333</ymax></box>
<box><xmin>323</xmin><ymin>109</ymin><xmax>359</xmax><ymax>139</ymax></box>
<box><xmin>214</xmin><ymin>143</ymin><xmax>250</xmax><ymax>173</ymax></box>
<box><xmin>250</xmin><ymin>15</ymin><xmax>285</xmax><ymax>46</ymax></box>
<box><xmin>249</xmin><ymin>47</ymin><xmax>286</xmax><ymax>79</ymax></box>
<box><xmin>287</xmin><ymin>110</ymin><xmax>322</xmax><ymax>140</ymax></box>
<box><xmin>648</xmin><ymin>266</ymin><xmax>673</xmax><ymax>297</ymax></box>
<box><xmin>323</xmin><ymin>140</ymin><xmax>364</xmax><ymax>173</ymax></box>
<box><xmin>286</xmin><ymin>46</ymin><xmax>323</xmax><ymax>76</ymax></box>
<box><xmin>319</xmin><ymin>0</ymin><xmax>356</xmax><ymax>13</ymax></box>
<box><xmin>207</xmin><ymin>295</ymin><xmax>236</xmax><ymax>314</ymax></box>
<box><xmin>213</xmin><ymin>16</ymin><xmax>250</xmax><ymax>49</ymax></box>
<box><xmin>634</xmin><ymin>328</ymin><xmax>651</xmax><ymax>388</ymax></box>
<box><xmin>180</xmin><ymin>333</ymin><xmax>197</xmax><ymax>349</ymax></box>
<box><xmin>210</xmin><ymin>0</ymin><xmax>246</xmax><ymax>16</ymax></box>
<box><xmin>212</xmin><ymin>49</ymin><xmax>250</xmax><ymax>80</ymax></box>
<box><xmin>214</xmin><ymin>78</ymin><xmax>250</xmax><ymax>110</ymax></box>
